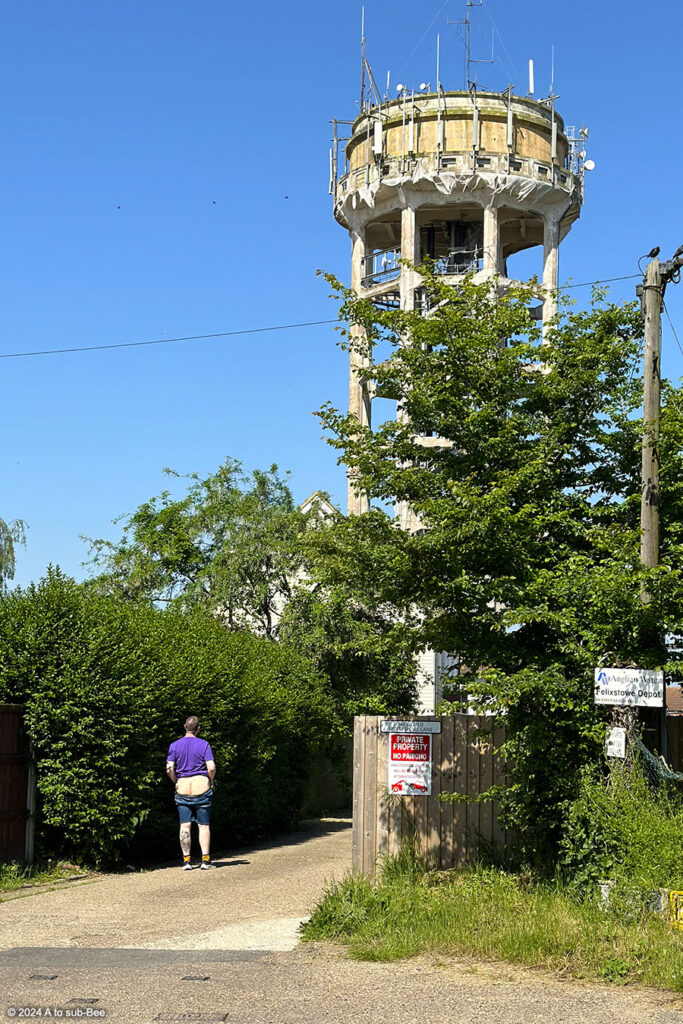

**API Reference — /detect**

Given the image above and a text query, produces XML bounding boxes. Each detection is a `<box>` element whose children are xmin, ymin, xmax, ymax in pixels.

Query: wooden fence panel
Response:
<box><xmin>439</xmin><ymin>715</ymin><xmax>455</xmax><ymax>869</ymax></box>
<box><xmin>356</xmin><ymin>720</ymin><xmax>366</xmax><ymax>872</ymax></box>
<box><xmin>465</xmin><ymin>717</ymin><xmax>481</xmax><ymax>850</ymax></box>
<box><xmin>492</xmin><ymin>723</ymin><xmax>507</xmax><ymax>851</ymax></box>
<box><xmin>479</xmin><ymin>718</ymin><xmax>494</xmax><ymax>851</ymax></box>
<box><xmin>361</xmin><ymin>717</ymin><xmax>377</xmax><ymax>874</ymax></box>
<box><xmin>386</xmin><ymin>746</ymin><xmax>403</xmax><ymax>861</ymax></box>
<box><xmin>453</xmin><ymin>714</ymin><xmax>468</xmax><ymax>867</ymax></box>
<box><xmin>427</xmin><ymin>726</ymin><xmax>442</xmax><ymax>866</ymax></box>
<box><xmin>352</xmin><ymin>714</ymin><xmax>507</xmax><ymax>876</ymax></box>
<box><xmin>376</xmin><ymin>727</ymin><xmax>390</xmax><ymax>865</ymax></box>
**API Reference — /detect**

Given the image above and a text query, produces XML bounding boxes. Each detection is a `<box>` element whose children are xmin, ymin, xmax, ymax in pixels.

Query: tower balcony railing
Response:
<box><xmin>335</xmin><ymin>151</ymin><xmax>576</xmax><ymax>212</ymax></box>
<box><xmin>432</xmin><ymin>248</ymin><xmax>482</xmax><ymax>276</ymax></box>
<box><xmin>361</xmin><ymin>247</ymin><xmax>483</xmax><ymax>292</ymax></box>
<box><xmin>361</xmin><ymin>247</ymin><xmax>401</xmax><ymax>288</ymax></box>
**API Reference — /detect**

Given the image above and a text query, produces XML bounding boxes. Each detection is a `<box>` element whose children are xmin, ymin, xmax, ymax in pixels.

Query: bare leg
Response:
<box><xmin>179</xmin><ymin>825</ymin><xmax>191</xmax><ymax>859</ymax></box>
<box><xmin>198</xmin><ymin>824</ymin><xmax>211</xmax><ymax>857</ymax></box>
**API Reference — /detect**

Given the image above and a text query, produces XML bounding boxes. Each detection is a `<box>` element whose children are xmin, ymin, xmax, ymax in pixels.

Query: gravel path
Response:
<box><xmin>0</xmin><ymin>818</ymin><xmax>350</xmax><ymax>952</ymax></box>
<box><xmin>0</xmin><ymin>817</ymin><xmax>681</xmax><ymax>1023</ymax></box>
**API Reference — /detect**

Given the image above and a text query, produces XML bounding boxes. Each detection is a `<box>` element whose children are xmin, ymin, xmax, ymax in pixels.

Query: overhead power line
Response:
<box><xmin>0</xmin><ymin>274</ymin><xmax>645</xmax><ymax>361</ymax></box>
<box><xmin>562</xmin><ymin>274</ymin><xmax>641</xmax><ymax>290</ymax></box>
<box><xmin>663</xmin><ymin>299</ymin><xmax>683</xmax><ymax>361</ymax></box>
<box><xmin>0</xmin><ymin>319</ymin><xmax>338</xmax><ymax>360</ymax></box>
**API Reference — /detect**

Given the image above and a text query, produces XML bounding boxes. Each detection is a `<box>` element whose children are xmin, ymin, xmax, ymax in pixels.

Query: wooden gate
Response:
<box><xmin>0</xmin><ymin>704</ymin><xmax>34</xmax><ymax>863</ymax></box>
<box><xmin>352</xmin><ymin>714</ymin><xmax>508</xmax><ymax>875</ymax></box>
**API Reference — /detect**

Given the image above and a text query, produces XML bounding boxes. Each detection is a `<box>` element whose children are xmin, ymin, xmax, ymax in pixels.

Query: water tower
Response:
<box><xmin>329</xmin><ymin>28</ymin><xmax>590</xmax><ymax>710</ymax></box>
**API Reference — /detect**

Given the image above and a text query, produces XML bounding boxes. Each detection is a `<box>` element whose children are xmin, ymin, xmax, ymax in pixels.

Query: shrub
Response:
<box><xmin>452</xmin><ymin>665</ymin><xmax>605</xmax><ymax>870</ymax></box>
<box><xmin>560</xmin><ymin>760</ymin><xmax>683</xmax><ymax>894</ymax></box>
<box><xmin>0</xmin><ymin>568</ymin><xmax>335</xmax><ymax>865</ymax></box>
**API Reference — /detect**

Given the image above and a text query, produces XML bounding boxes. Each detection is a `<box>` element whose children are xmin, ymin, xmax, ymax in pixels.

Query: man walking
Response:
<box><xmin>166</xmin><ymin>716</ymin><xmax>216</xmax><ymax>870</ymax></box>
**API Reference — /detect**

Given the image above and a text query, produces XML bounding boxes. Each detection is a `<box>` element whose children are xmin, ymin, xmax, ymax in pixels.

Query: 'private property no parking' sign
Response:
<box><xmin>387</xmin><ymin>732</ymin><xmax>432</xmax><ymax>796</ymax></box>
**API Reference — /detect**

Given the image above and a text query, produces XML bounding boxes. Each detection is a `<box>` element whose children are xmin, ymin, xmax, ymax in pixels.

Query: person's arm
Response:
<box><xmin>204</xmin><ymin>742</ymin><xmax>216</xmax><ymax>787</ymax></box>
<box><xmin>166</xmin><ymin>759</ymin><xmax>177</xmax><ymax>784</ymax></box>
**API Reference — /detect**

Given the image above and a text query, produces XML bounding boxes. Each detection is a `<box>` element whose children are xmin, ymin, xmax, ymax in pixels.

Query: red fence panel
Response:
<box><xmin>0</xmin><ymin>704</ymin><xmax>33</xmax><ymax>863</ymax></box>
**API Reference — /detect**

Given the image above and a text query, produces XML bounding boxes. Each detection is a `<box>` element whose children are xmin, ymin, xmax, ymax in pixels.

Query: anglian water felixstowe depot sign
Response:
<box><xmin>593</xmin><ymin>668</ymin><xmax>664</xmax><ymax>708</ymax></box>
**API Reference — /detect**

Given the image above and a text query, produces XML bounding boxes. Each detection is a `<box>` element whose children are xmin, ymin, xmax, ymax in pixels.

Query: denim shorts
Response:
<box><xmin>175</xmin><ymin>789</ymin><xmax>213</xmax><ymax>825</ymax></box>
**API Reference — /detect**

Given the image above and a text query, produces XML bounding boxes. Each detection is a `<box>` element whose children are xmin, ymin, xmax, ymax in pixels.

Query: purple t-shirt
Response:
<box><xmin>167</xmin><ymin>736</ymin><xmax>214</xmax><ymax>779</ymax></box>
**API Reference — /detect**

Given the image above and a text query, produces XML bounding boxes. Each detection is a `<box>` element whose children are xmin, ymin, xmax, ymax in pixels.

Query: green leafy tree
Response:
<box><xmin>0</xmin><ymin>517</ymin><xmax>26</xmax><ymax>590</ymax></box>
<box><xmin>87</xmin><ymin>456</ymin><xmax>418</xmax><ymax>723</ymax></box>
<box><xmin>279</xmin><ymin>588</ymin><xmax>418</xmax><ymax>719</ymax></box>
<box><xmin>312</xmin><ymin>269</ymin><xmax>683</xmax><ymax>864</ymax></box>
<box><xmin>86</xmin><ymin>458</ymin><xmax>306</xmax><ymax>638</ymax></box>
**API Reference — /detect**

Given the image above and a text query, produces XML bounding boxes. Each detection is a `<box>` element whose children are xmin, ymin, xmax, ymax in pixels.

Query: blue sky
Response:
<box><xmin>3</xmin><ymin>0</ymin><xmax>683</xmax><ymax>587</ymax></box>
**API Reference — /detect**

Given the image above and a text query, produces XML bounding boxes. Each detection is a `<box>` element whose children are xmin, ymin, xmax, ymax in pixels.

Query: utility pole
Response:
<box><xmin>637</xmin><ymin>249</ymin><xmax>683</xmax><ymax>756</ymax></box>
<box><xmin>640</xmin><ymin>257</ymin><xmax>662</xmax><ymax>577</ymax></box>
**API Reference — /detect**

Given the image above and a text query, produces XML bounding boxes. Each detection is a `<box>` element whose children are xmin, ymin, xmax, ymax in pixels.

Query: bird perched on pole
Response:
<box><xmin>673</xmin><ymin>244</ymin><xmax>683</xmax><ymax>260</ymax></box>
<box><xmin>647</xmin><ymin>246</ymin><xmax>661</xmax><ymax>259</ymax></box>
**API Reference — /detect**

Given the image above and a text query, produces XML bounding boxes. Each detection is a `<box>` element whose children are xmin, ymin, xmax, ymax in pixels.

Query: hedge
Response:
<box><xmin>0</xmin><ymin>568</ymin><xmax>336</xmax><ymax>865</ymax></box>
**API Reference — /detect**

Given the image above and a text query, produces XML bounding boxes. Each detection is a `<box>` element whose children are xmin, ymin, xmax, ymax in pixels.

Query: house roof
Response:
<box><xmin>299</xmin><ymin>491</ymin><xmax>337</xmax><ymax>518</ymax></box>
<box><xmin>667</xmin><ymin>685</ymin><xmax>683</xmax><ymax>716</ymax></box>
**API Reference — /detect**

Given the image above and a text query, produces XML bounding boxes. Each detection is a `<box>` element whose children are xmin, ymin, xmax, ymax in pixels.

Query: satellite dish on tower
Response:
<box><xmin>584</xmin><ymin>159</ymin><xmax>595</xmax><ymax>171</ymax></box>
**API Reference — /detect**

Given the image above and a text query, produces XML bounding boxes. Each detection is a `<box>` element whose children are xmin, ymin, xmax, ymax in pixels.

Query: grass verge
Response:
<box><xmin>301</xmin><ymin>863</ymin><xmax>683</xmax><ymax>991</ymax></box>
<box><xmin>0</xmin><ymin>860</ymin><xmax>90</xmax><ymax>894</ymax></box>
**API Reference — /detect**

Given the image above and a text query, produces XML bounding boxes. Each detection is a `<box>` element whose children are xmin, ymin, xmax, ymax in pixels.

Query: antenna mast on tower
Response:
<box><xmin>450</xmin><ymin>0</ymin><xmax>493</xmax><ymax>90</ymax></box>
<box><xmin>360</xmin><ymin>7</ymin><xmax>366</xmax><ymax>109</ymax></box>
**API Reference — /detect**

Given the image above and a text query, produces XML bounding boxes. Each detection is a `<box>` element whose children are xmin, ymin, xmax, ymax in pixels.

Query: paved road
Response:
<box><xmin>1</xmin><ymin>818</ymin><xmax>682</xmax><ymax>1024</ymax></box>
